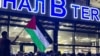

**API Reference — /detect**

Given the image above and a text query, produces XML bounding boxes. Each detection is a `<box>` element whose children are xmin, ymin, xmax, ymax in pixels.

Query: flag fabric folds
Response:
<box><xmin>25</xmin><ymin>16</ymin><xmax>51</xmax><ymax>52</ymax></box>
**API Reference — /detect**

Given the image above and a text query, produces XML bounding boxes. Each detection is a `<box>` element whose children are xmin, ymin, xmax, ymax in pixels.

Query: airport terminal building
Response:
<box><xmin>0</xmin><ymin>0</ymin><xmax>100</xmax><ymax>54</ymax></box>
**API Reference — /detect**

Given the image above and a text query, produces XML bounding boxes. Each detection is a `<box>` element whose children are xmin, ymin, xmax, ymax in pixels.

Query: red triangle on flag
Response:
<box><xmin>26</xmin><ymin>16</ymin><xmax>36</xmax><ymax>29</ymax></box>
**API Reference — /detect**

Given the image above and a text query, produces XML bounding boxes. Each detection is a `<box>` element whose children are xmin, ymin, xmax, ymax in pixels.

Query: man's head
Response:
<box><xmin>1</xmin><ymin>31</ymin><xmax>8</xmax><ymax>39</ymax></box>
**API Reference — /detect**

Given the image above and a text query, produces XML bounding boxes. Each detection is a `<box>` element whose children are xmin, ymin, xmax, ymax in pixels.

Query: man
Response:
<box><xmin>0</xmin><ymin>31</ymin><xmax>11</xmax><ymax>56</ymax></box>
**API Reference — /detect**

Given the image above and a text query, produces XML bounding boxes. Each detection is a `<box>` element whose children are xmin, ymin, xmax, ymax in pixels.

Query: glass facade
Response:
<box><xmin>0</xmin><ymin>0</ymin><xmax>100</xmax><ymax>55</ymax></box>
<box><xmin>0</xmin><ymin>15</ymin><xmax>100</xmax><ymax>54</ymax></box>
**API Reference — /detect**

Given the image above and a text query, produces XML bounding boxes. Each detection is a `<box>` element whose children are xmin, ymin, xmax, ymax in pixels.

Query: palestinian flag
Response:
<box><xmin>25</xmin><ymin>16</ymin><xmax>52</xmax><ymax>52</ymax></box>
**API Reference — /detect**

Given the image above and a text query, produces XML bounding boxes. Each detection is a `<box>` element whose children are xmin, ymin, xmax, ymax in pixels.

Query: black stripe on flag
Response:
<box><xmin>36</xmin><ymin>20</ymin><xmax>52</xmax><ymax>44</ymax></box>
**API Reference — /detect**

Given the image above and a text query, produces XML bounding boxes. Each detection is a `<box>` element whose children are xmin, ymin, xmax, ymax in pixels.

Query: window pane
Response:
<box><xmin>24</xmin><ymin>46</ymin><xmax>34</xmax><ymax>53</ymax></box>
<box><xmin>75</xmin><ymin>33</ymin><xmax>97</xmax><ymax>46</ymax></box>
<box><xmin>58</xmin><ymin>31</ymin><xmax>72</xmax><ymax>44</ymax></box>
<box><xmin>11</xmin><ymin>45</ymin><xmax>20</xmax><ymax>54</ymax></box>
<box><xmin>45</xmin><ymin>45</ymin><xmax>52</xmax><ymax>52</ymax></box>
<box><xmin>58</xmin><ymin>46</ymin><xmax>72</xmax><ymax>54</ymax></box>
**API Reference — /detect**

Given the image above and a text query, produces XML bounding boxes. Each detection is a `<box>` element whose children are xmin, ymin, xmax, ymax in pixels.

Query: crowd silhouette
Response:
<box><xmin>11</xmin><ymin>51</ymin><xmax>100</xmax><ymax>56</ymax></box>
<box><xmin>0</xmin><ymin>31</ymin><xmax>100</xmax><ymax>56</ymax></box>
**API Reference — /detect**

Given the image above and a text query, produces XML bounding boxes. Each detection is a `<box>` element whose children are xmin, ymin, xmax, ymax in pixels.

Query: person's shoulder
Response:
<box><xmin>0</xmin><ymin>38</ymin><xmax>2</xmax><ymax>40</ymax></box>
<box><xmin>7</xmin><ymin>39</ymin><xmax>11</xmax><ymax>42</ymax></box>
<box><xmin>0</xmin><ymin>38</ymin><xmax>2</xmax><ymax>41</ymax></box>
<box><xmin>0</xmin><ymin>38</ymin><xmax>2</xmax><ymax>44</ymax></box>
<box><xmin>5</xmin><ymin>39</ymin><xmax>11</xmax><ymax>42</ymax></box>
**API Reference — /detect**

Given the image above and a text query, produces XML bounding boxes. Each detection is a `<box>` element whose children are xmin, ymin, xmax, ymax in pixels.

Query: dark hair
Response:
<box><xmin>1</xmin><ymin>31</ymin><xmax>7</xmax><ymax>36</ymax></box>
<box><xmin>1</xmin><ymin>31</ymin><xmax>8</xmax><ymax>38</ymax></box>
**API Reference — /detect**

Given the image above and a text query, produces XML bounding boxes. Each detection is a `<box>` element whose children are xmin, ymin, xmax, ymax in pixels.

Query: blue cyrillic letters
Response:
<box><xmin>2</xmin><ymin>0</ymin><xmax>17</xmax><ymax>10</ymax></box>
<box><xmin>33</xmin><ymin>0</ymin><xmax>46</xmax><ymax>14</ymax></box>
<box><xmin>81</xmin><ymin>6</ymin><xmax>91</xmax><ymax>20</ymax></box>
<box><xmin>50</xmin><ymin>0</ymin><xmax>67</xmax><ymax>18</ymax></box>
<box><xmin>17</xmin><ymin>0</ymin><xmax>32</xmax><ymax>12</ymax></box>
<box><xmin>70</xmin><ymin>4</ymin><xmax>80</xmax><ymax>19</ymax></box>
<box><xmin>2</xmin><ymin>0</ymin><xmax>100</xmax><ymax>21</ymax></box>
<box><xmin>91</xmin><ymin>8</ymin><xmax>100</xmax><ymax>21</ymax></box>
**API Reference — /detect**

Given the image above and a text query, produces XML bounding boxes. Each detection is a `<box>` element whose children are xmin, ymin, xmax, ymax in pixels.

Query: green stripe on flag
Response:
<box><xmin>34</xmin><ymin>26</ymin><xmax>50</xmax><ymax>48</ymax></box>
<box><xmin>25</xmin><ymin>28</ymin><xmax>46</xmax><ymax>52</ymax></box>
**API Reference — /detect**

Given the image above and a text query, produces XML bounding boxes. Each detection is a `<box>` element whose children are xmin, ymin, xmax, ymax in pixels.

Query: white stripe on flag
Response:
<box><xmin>33</xmin><ymin>26</ymin><xmax>50</xmax><ymax>48</ymax></box>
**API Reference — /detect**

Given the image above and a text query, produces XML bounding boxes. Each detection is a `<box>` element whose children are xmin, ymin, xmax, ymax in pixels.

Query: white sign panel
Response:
<box><xmin>90</xmin><ymin>0</ymin><xmax>100</xmax><ymax>8</ymax></box>
<box><xmin>0</xmin><ymin>0</ymin><xmax>1</xmax><ymax>8</ymax></box>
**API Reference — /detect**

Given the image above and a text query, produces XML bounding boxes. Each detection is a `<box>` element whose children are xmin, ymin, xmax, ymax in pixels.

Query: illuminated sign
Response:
<box><xmin>1</xmin><ymin>0</ymin><xmax>100</xmax><ymax>22</ymax></box>
<box><xmin>70</xmin><ymin>4</ymin><xmax>100</xmax><ymax>22</ymax></box>
<box><xmin>2</xmin><ymin>0</ymin><xmax>67</xmax><ymax>18</ymax></box>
